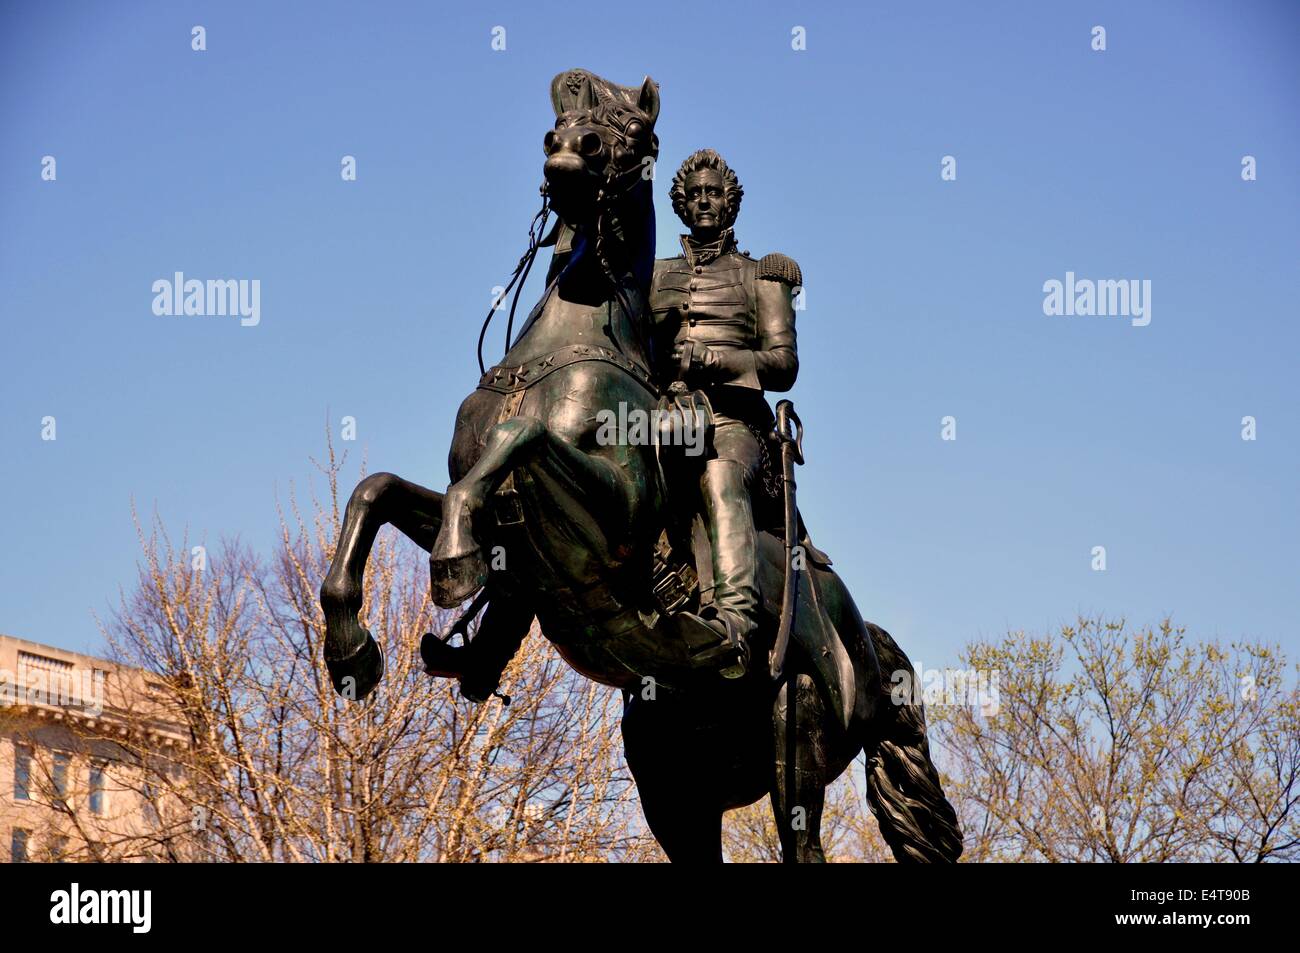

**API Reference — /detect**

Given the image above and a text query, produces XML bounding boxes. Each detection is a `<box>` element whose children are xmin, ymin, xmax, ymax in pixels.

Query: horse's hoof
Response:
<box><xmin>429</xmin><ymin>549</ymin><xmax>488</xmax><ymax>608</ymax></box>
<box><xmin>326</xmin><ymin>632</ymin><xmax>384</xmax><ymax>701</ymax></box>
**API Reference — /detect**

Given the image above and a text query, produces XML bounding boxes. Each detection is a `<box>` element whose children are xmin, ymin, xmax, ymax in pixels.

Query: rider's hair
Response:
<box><xmin>669</xmin><ymin>149</ymin><xmax>743</xmax><ymax>229</ymax></box>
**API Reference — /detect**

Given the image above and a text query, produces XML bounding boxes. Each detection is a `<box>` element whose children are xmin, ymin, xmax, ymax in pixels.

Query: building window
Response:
<box><xmin>141</xmin><ymin>780</ymin><xmax>159</xmax><ymax>826</ymax></box>
<box><xmin>11</xmin><ymin>829</ymin><xmax>29</xmax><ymax>863</ymax></box>
<box><xmin>49</xmin><ymin>835</ymin><xmax>68</xmax><ymax>863</ymax></box>
<box><xmin>89</xmin><ymin>763</ymin><xmax>106</xmax><ymax>815</ymax></box>
<box><xmin>52</xmin><ymin>751</ymin><xmax>70</xmax><ymax>799</ymax></box>
<box><xmin>13</xmin><ymin>745</ymin><xmax>31</xmax><ymax>800</ymax></box>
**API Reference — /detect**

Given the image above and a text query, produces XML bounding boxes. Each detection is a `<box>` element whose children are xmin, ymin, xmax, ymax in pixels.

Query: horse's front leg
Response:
<box><xmin>429</xmin><ymin>414</ymin><xmax>626</xmax><ymax>607</ymax></box>
<box><xmin>320</xmin><ymin>472</ymin><xmax>444</xmax><ymax>699</ymax></box>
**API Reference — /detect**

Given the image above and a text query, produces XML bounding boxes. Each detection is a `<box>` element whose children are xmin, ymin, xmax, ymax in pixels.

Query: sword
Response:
<box><xmin>768</xmin><ymin>399</ymin><xmax>804</xmax><ymax>680</ymax></box>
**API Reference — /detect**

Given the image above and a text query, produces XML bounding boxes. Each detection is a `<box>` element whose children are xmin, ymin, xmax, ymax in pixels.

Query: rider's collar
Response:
<box><xmin>681</xmin><ymin>228</ymin><xmax>737</xmax><ymax>267</ymax></box>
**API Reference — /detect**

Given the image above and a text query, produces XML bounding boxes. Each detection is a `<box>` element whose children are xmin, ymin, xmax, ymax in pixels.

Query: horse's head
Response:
<box><xmin>544</xmin><ymin>69</ymin><xmax>660</xmax><ymax>227</ymax></box>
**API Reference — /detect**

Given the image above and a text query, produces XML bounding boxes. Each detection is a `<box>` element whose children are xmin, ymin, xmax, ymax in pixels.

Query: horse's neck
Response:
<box><xmin>503</xmin><ymin>206</ymin><xmax>654</xmax><ymax>371</ymax></box>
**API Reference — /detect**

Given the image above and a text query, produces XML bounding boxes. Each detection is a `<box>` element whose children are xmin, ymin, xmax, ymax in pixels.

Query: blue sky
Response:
<box><xmin>1</xmin><ymin>0</ymin><xmax>1297</xmax><ymax>670</ymax></box>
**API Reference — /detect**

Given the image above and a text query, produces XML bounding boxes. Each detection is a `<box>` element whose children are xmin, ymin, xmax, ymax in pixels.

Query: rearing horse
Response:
<box><xmin>319</xmin><ymin>68</ymin><xmax>962</xmax><ymax>863</ymax></box>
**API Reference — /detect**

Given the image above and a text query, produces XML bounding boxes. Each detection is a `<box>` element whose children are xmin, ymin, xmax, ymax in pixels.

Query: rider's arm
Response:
<box><xmin>750</xmin><ymin>276</ymin><xmax>798</xmax><ymax>392</ymax></box>
<box><xmin>706</xmin><ymin>253</ymin><xmax>801</xmax><ymax>392</ymax></box>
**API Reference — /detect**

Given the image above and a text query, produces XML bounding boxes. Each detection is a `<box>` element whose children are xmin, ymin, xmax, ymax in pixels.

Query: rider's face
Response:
<box><xmin>683</xmin><ymin>170</ymin><xmax>727</xmax><ymax>241</ymax></box>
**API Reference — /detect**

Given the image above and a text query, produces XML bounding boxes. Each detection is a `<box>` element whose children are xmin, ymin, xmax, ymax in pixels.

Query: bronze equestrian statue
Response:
<box><xmin>318</xmin><ymin>68</ymin><xmax>962</xmax><ymax>863</ymax></box>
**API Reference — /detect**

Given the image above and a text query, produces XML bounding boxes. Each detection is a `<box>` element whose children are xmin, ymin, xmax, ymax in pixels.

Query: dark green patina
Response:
<box><xmin>319</xmin><ymin>69</ymin><xmax>961</xmax><ymax>863</ymax></box>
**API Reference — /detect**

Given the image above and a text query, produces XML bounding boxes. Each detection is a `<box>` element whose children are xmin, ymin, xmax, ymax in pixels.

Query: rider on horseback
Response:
<box><xmin>649</xmin><ymin>149</ymin><xmax>802</xmax><ymax>679</ymax></box>
<box><xmin>321</xmin><ymin>71</ymin><xmax>962</xmax><ymax>863</ymax></box>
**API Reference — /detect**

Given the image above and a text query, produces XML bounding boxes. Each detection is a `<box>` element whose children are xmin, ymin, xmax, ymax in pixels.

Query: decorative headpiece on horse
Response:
<box><xmin>548</xmin><ymin>68</ymin><xmax>660</xmax><ymax>175</ymax></box>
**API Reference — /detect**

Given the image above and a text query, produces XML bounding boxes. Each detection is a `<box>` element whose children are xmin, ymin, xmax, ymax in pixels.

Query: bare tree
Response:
<box><xmin>84</xmin><ymin>440</ymin><xmax>661</xmax><ymax>862</ymax></box>
<box><xmin>721</xmin><ymin>768</ymin><xmax>896</xmax><ymax>863</ymax></box>
<box><xmin>928</xmin><ymin>616</ymin><xmax>1300</xmax><ymax>862</ymax></box>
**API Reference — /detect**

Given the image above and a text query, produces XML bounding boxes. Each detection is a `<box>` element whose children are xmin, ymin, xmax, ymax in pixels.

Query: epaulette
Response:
<box><xmin>757</xmin><ymin>252</ymin><xmax>802</xmax><ymax>287</ymax></box>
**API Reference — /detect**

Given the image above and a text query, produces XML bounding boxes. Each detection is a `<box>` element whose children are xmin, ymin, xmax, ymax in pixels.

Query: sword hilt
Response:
<box><xmin>772</xmin><ymin>399</ymin><xmax>804</xmax><ymax>466</ymax></box>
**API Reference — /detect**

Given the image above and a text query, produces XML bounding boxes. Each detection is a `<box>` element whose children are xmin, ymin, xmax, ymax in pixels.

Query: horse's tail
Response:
<box><xmin>861</xmin><ymin>621</ymin><xmax>964</xmax><ymax>862</ymax></box>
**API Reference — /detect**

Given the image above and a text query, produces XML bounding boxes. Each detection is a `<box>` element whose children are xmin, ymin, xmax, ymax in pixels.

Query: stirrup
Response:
<box><xmin>678</xmin><ymin>611</ymin><xmax>750</xmax><ymax>679</ymax></box>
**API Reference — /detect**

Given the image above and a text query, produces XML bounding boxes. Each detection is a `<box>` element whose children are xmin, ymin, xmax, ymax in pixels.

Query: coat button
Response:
<box><xmin>694</xmin><ymin>266</ymin><xmax>702</xmax><ymax>274</ymax></box>
<box><xmin>682</xmin><ymin>302</ymin><xmax>690</xmax><ymax>312</ymax></box>
<box><xmin>689</xmin><ymin>282</ymin><xmax>697</xmax><ymax>291</ymax></box>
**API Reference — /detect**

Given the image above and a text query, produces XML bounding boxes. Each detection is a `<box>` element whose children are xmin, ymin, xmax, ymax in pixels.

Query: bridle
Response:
<box><xmin>475</xmin><ymin>110</ymin><xmax>656</xmax><ymax>376</ymax></box>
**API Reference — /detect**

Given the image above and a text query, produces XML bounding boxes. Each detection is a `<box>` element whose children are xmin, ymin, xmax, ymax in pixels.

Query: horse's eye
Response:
<box><xmin>625</xmin><ymin>120</ymin><xmax>644</xmax><ymax>140</ymax></box>
<box><xmin>543</xmin><ymin>130</ymin><xmax>557</xmax><ymax>155</ymax></box>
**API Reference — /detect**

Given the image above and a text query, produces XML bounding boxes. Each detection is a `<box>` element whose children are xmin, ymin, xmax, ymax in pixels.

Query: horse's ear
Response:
<box><xmin>577</xmin><ymin>77</ymin><xmax>598</xmax><ymax>112</ymax></box>
<box><xmin>637</xmin><ymin>76</ymin><xmax>660</xmax><ymax>125</ymax></box>
<box><xmin>550</xmin><ymin>73</ymin><xmax>566</xmax><ymax>116</ymax></box>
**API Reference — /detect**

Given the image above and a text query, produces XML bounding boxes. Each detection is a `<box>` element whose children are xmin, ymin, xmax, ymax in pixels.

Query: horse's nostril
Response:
<box><xmin>544</xmin><ymin>152</ymin><xmax>585</xmax><ymax>181</ymax></box>
<box><xmin>543</xmin><ymin>131</ymin><xmax>557</xmax><ymax>155</ymax></box>
<box><xmin>580</xmin><ymin>132</ymin><xmax>603</xmax><ymax>157</ymax></box>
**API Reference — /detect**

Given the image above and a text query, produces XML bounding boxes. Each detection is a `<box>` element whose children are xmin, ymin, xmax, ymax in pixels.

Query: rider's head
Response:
<box><xmin>670</xmin><ymin>149</ymin><xmax>743</xmax><ymax>243</ymax></box>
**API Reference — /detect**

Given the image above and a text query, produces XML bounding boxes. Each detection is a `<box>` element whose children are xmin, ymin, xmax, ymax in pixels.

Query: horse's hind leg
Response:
<box><xmin>640</xmin><ymin>796</ymin><xmax>724</xmax><ymax>864</ymax></box>
<box><xmin>320</xmin><ymin>472</ymin><xmax>443</xmax><ymax>699</ymax></box>
<box><xmin>622</xmin><ymin>697</ymin><xmax>726</xmax><ymax>863</ymax></box>
<box><xmin>771</xmin><ymin>672</ymin><xmax>830</xmax><ymax>863</ymax></box>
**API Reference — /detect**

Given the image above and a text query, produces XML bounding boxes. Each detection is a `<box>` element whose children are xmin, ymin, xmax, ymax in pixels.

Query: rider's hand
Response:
<box><xmin>672</xmin><ymin>343</ymin><xmax>727</xmax><ymax>385</ymax></box>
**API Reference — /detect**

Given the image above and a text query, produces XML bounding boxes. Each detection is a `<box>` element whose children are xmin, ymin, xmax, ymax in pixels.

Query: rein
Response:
<box><xmin>476</xmin><ymin>160</ymin><xmax>651</xmax><ymax>377</ymax></box>
<box><xmin>476</xmin><ymin>193</ymin><xmax>552</xmax><ymax>376</ymax></box>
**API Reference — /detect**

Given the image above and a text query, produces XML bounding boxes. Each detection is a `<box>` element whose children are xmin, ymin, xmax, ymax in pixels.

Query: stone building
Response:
<box><xmin>0</xmin><ymin>634</ymin><xmax>192</xmax><ymax>862</ymax></box>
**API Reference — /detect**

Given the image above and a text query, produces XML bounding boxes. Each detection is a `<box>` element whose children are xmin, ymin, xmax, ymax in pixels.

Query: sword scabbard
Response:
<box><xmin>769</xmin><ymin>400</ymin><xmax>804</xmax><ymax>680</ymax></box>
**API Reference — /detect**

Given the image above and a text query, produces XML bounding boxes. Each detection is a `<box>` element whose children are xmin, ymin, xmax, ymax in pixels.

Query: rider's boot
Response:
<box><xmin>677</xmin><ymin>459</ymin><xmax>759</xmax><ymax>679</ymax></box>
<box><xmin>421</xmin><ymin>597</ymin><xmax>533</xmax><ymax>702</ymax></box>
